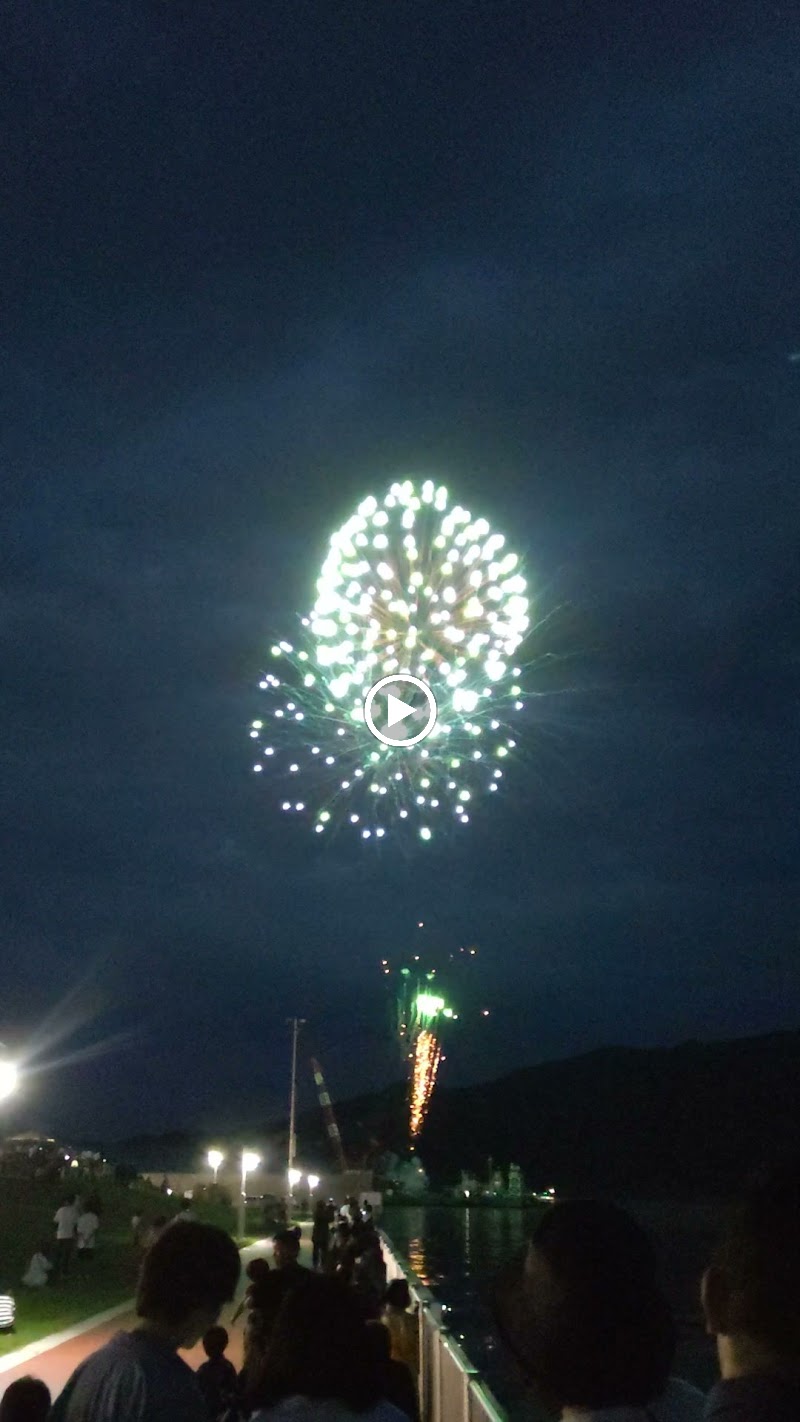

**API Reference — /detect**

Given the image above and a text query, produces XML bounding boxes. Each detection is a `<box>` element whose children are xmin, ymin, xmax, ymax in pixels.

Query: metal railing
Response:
<box><xmin>380</xmin><ymin>1233</ymin><xmax>507</xmax><ymax>1422</ymax></box>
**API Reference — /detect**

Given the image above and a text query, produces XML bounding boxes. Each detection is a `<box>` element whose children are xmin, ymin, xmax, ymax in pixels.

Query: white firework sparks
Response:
<box><xmin>250</xmin><ymin>479</ymin><xmax>529</xmax><ymax>840</ymax></box>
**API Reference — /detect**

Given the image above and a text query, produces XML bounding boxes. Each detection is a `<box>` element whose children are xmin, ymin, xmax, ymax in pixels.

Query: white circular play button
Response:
<box><xmin>364</xmin><ymin>674</ymin><xmax>438</xmax><ymax>748</ymax></box>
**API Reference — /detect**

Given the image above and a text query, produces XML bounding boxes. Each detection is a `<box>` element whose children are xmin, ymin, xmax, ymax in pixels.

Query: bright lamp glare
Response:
<box><xmin>207</xmin><ymin>1149</ymin><xmax>224</xmax><ymax>1171</ymax></box>
<box><xmin>241</xmin><ymin>1151</ymin><xmax>260</xmax><ymax>1174</ymax></box>
<box><xmin>287</xmin><ymin>1167</ymin><xmax>302</xmax><ymax>1187</ymax></box>
<box><xmin>0</xmin><ymin>1060</ymin><xmax>18</xmax><ymax>1103</ymax></box>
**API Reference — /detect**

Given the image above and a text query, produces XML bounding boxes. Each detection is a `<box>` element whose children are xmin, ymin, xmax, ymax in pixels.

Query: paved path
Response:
<box><xmin>0</xmin><ymin>1235</ymin><xmax>304</xmax><ymax>1404</ymax></box>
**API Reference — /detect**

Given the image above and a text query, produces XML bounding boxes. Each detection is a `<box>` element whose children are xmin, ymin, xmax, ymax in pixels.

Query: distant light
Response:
<box><xmin>0</xmin><ymin>1060</ymin><xmax>18</xmax><ymax>1103</ymax></box>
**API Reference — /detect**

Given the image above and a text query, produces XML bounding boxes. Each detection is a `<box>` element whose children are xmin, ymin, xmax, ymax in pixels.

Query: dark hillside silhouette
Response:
<box><xmin>108</xmin><ymin>1029</ymin><xmax>800</xmax><ymax>1197</ymax></box>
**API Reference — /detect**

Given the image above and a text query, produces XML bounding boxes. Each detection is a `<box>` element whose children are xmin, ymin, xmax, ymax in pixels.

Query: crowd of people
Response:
<box><xmin>0</xmin><ymin>1163</ymin><xmax>798</xmax><ymax>1421</ymax></box>
<box><xmin>131</xmin><ymin>1198</ymin><xmax>197</xmax><ymax>1255</ymax></box>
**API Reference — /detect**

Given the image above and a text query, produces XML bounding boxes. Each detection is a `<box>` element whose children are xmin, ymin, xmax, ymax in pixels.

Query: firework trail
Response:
<box><xmin>383</xmin><ymin>936</ymin><xmax>486</xmax><ymax>1139</ymax></box>
<box><xmin>409</xmin><ymin>1028</ymin><xmax>443</xmax><ymax>1138</ymax></box>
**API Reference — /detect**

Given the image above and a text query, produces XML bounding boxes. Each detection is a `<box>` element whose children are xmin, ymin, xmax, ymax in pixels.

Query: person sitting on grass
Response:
<box><xmin>21</xmin><ymin>1242</ymin><xmax>52</xmax><ymax>1288</ymax></box>
<box><xmin>0</xmin><ymin>1375</ymin><xmax>51</xmax><ymax>1422</ymax></box>
<box><xmin>493</xmin><ymin>1199</ymin><xmax>705</xmax><ymax>1422</ymax></box>
<box><xmin>701</xmin><ymin>1158</ymin><xmax>800</xmax><ymax>1421</ymax></box>
<box><xmin>51</xmin><ymin>1221</ymin><xmax>241</xmax><ymax>1422</ymax></box>
<box><xmin>196</xmin><ymin>1325</ymin><xmax>238</xmax><ymax>1420</ymax></box>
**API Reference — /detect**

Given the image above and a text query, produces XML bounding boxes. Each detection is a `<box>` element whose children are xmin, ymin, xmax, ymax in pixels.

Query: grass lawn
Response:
<box><xmin>0</xmin><ymin>1175</ymin><xmax>236</xmax><ymax>1356</ymax></box>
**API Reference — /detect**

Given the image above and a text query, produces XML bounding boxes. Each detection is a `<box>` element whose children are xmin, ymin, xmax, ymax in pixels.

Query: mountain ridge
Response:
<box><xmin>101</xmin><ymin>1028</ymin><xmax>800</xmax><ymax>1193</ymax></box>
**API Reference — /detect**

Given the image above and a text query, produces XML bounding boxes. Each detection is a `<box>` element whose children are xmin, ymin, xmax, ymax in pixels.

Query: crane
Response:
<box><xmin>310</xmin><ymin>1056</ymin><xmax>348</xmax><ymax>1173</ymax></box>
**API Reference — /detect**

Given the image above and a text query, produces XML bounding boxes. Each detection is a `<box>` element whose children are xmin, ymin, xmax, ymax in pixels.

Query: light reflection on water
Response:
<box><xmin>405</xmin><ymin>1235</ymin><xmax>432</xmax><ymax>1285</ymax></box>
<box><xmin>383</xmin><ymin>1205</ymin><xmax>534</xmax><ymax>1417</ymax></box>
<box><xmin>382</xmin><ymin>1203</ymin><xmax>719</xmax><ymax>1415</ymax></box>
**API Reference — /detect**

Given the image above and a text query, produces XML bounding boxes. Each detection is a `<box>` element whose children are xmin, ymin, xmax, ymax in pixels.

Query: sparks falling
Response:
<box><xmin>409</xmin><ymin>1028</ymin><xmax>443</xmax><ymax>1138</ymax></box>
<box><xmin>383</xmin><ymin>933</ymin><xmax>489</xmax><ymax>1139</ymax></box>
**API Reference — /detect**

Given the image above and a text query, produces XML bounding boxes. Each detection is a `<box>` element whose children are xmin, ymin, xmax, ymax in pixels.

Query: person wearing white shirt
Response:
<box><xmin>77</xmin><ymin>1207</ymin><xmax>100</xmax><ymax>1258</ymax></box>
<box><xmin>53</xmin><ymin>1195</ymin><xmax>79</xmax><ymax>1278</ymax></box>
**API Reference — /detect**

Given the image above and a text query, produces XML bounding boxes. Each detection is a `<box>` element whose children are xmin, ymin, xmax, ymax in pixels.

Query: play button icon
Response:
<box><xmin>387</xmin><ymin>692</ymin><xmax>418</xmax><ymax>730</ymax></box>
<box><xmin>364</xmin><ymin>674</ymin><xmax>438</xmax><ymax>748</ymax></box>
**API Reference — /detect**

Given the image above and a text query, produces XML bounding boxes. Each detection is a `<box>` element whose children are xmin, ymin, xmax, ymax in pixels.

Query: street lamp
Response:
<box><xmin>0</xmin><ymin>1058</ymin><xmax>18</xmax><ymax>1104</ymax></box>
<box><xmin>207</xmin><ymin>1149</ymin><xmax>224</xmax><ymax>1185</ymax></box>
<box><xmin>239</xmin><ymin>1151</ymin><xmax>261</xmax><ymax>1240</ymax></box>
<box><xmin>287</xmin><ymin>1166</ymin><xmax>302</xmax><ymax>1215</ymax></box>
<box><xmin>307</xmin><ymin>1173</ymin><xmax>320</xmax><ymax>1194</ymax></box>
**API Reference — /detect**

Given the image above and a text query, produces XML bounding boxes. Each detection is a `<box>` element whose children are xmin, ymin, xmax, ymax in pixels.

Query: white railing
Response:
<box><xmin>380</xmin><ymin>1233</ymin><xmax>507</xmax><ymax>1422</ymax></box>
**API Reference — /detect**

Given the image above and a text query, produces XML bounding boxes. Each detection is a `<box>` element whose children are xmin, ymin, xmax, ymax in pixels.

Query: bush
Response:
<box><xmin>190</xmin><ymin>1184</ymin><xmax>236</xmax><ymax>1235</ymax></box>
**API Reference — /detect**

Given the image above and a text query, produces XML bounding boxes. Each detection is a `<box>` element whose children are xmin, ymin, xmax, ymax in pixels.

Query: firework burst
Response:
<box><xmin>250</xmin><ymin>479</ymin><xmax>529</xmax><ymax>840</ymax></box>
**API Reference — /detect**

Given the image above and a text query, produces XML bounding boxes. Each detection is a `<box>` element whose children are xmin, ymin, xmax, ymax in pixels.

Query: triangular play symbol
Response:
<box><xmin>386</xmin><ymin>692</ymin><xmax>416</xmax><ymax>728</ymax></box>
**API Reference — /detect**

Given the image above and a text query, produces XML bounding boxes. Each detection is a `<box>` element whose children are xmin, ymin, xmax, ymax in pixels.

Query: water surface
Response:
<box><xmin>382</xmin><ymin>1202</ymin><xmax>719</xmax><ymax>1418</ymax></box>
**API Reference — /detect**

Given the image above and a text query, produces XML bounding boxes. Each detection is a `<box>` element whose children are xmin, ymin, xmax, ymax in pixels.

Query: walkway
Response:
<box><xmin>0</xmin><ymin>1235</ymin><xmax>309</xmax><ymax>1403</ymax></box>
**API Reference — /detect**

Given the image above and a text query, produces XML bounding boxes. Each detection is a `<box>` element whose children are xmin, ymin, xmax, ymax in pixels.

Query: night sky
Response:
<box><xmin>2</xmin><ymin>1</ymin><xmax>798</xmax><ymax>1142</ymax></box>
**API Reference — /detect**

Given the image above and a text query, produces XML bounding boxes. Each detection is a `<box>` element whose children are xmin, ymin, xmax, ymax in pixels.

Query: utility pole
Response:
<box><xmin>287</xmin><ymin>1017</ymin><xmax>306</xmax><ymax>1214</ymax></box>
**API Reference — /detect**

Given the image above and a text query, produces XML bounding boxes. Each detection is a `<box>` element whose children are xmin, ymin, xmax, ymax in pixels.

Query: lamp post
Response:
<box><xmin>207</xmin><ymin>1149</ymin><xmax>224</xmax><ymax>1185</ymax></box>
<box><xmin>286</xmin><ymin>1018</ymin><xmax>305</xmax><ymax>1213</ymax></box>
<box><xmin>307</xmin><ymin>1173</ymin><xmax>320</xmax><ymax>1195</ymax></box>
<box><xmin>287</xmin><ymin>1167</ymin><xmax>302</xmax><ymax>1215</ymax></box>
<box><xmin>239</xmin><ymin>1151</ymin><xmax>260</xmax><ymax>1240</ymax></box>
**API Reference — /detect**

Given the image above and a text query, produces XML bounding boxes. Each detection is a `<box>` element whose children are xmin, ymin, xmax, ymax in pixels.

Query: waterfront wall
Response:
<box><xmin>141</xmin><ymin>1168</ymin><xmax>375</xmax><ymax>1201</ymax></box>
<box><xmin>380</xmin><ymin>1231</ymin><xmax>507</xmax><ymax>1422</ymax></box>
